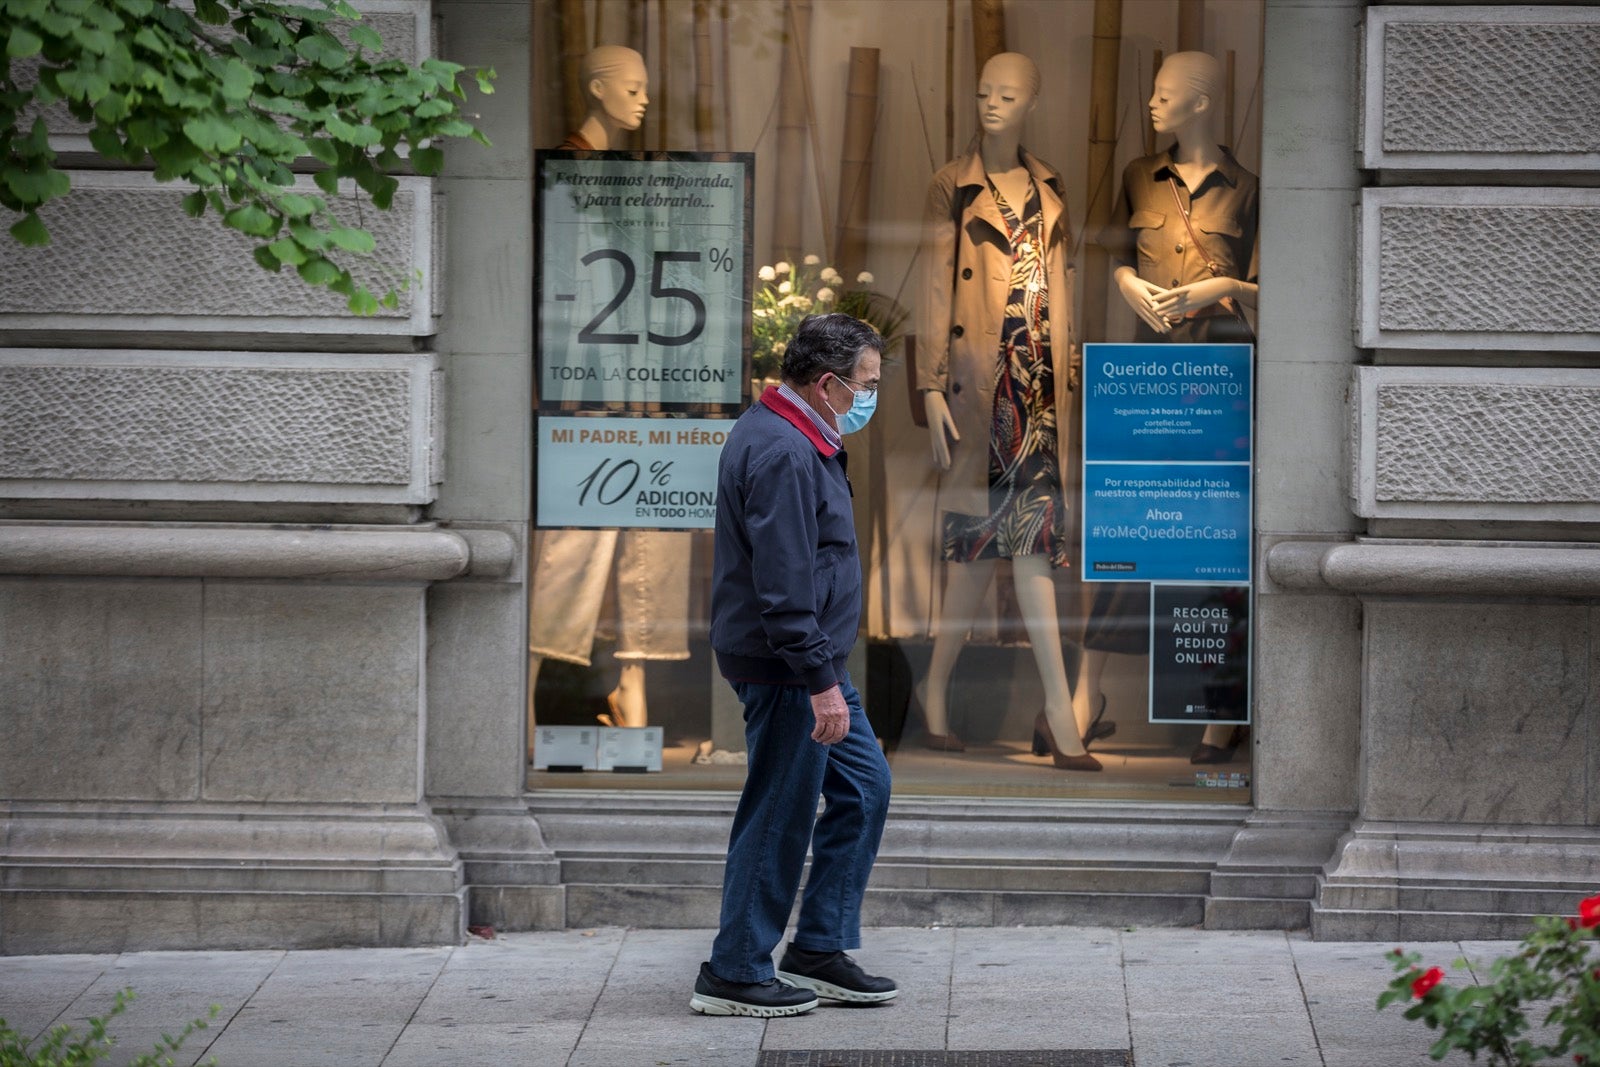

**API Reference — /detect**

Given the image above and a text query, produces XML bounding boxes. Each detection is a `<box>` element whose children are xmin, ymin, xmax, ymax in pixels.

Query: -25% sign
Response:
<box><xmin>555</xmin><ymin>248</ymin><xmax>734</xmax><ymax>348</ymax></box>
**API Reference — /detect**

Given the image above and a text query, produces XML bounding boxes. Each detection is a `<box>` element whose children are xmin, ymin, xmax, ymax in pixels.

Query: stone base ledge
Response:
<box><xmin>528</xmin><ymin>791</ymin><xmax>1256</xmax><ymax>931</ymax></box>
<box><xmin>1310</xmin><ymin>819</ymin><xmax>1600</xmax><ymax>940</ymax></box>
<box><xmin>0</xmin><ymin>802</ymin><xmax>467</xmax><ymax>953</ymax></box>
<box><xmin>0</xmin><ymin>522</ymin><xmax>514</xmax><ymax>580</ymax></box>
<box><xmin>1267</xmin><ymin>538</ymin><xmax>1600</xmax><ymax>598</ymax></box>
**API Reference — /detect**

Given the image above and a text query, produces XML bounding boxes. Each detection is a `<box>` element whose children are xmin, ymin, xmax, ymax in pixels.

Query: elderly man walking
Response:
<box><xmin>690</xmin><ymin>313</ymin><xmax>898</xmax><ymax>1018</ymax></box>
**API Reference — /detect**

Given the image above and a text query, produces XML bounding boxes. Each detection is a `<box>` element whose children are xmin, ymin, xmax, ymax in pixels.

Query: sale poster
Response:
<box><xmin>536</xmin><ymin>416</ymin><xmax>726</xmax><ymax>530</ymax></box>
<box><xmin>535</xmin><ymin>151</ymin><xmax>753</xmax><ymax>411</ymax></box>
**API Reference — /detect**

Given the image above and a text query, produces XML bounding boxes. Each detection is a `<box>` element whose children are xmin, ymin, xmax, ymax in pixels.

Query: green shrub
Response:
<box><xmin>1380</xmin><ymin>894</ymin><xmax>1600</xmax><ymax>1065</ymax></box>
<box><xmin>0</xmin><ymin>987</ymin><xmax>220</xmax><ymax>1067</ymax></box>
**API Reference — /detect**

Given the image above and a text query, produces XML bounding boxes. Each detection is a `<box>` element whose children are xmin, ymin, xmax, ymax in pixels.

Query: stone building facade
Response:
<box><xmin>2</xmin><ymin>0</ymin><xmax>1596</xmax><ymax>952</ymax></box>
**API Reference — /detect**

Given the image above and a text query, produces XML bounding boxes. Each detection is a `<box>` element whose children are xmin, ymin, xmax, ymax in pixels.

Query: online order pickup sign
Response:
<box><xmin>1081</xmin><ymin>343</ymin><xmax>1252</xmax><ymax>583</ymax></box>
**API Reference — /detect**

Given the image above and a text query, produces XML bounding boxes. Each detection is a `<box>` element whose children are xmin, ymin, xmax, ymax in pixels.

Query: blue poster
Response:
<box><xmin>1082</xmin><ymin>343</ymin><xmax>1252</xmax><ymax>583</ymax></box>
<box><xmin>1083</xmin><ymin>463</ymin><xmax>1250</xmax><ymax>582</ymax></box>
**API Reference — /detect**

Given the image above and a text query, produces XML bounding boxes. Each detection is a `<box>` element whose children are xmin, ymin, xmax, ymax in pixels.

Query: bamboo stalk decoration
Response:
<box><xmin>1224</xmin><ymin>49</ymin><xmax>1235</xmax><ymax>151</ymax></box>
<box><xmin>719</xmin><ymin>0</ymin><xmax>732</xmax><ymax>150</ymax></box>
<box><xmin>971</xmin><ymin>0</ymin><xmax>1006</xmax><ymax>76</ymax></box>
<box><xmin>692</xmin><ymin>0</ymin><xmax>715</xmax><ymax>150</ymax></box>
<box><xmin>1145</xmin><ymin>48</ymin><xmax>1162</xmax><ymax>156</ymax></box>
<box><xmin>593</xmin><ymin>0</ymin><xmax>618</xmax><ymax>49</ymax></box>
<box><xmin>944</xmin><ymin>0</ymin><xmax>955</xmax><ymax>160</ymax></box>
<box><xmin>833</xmin><ymin>47</ymin><xmax>880</xmax><ymax>282</ymax></box>
<box><xmin>790</xmin><ymin>0</ymin><xmax>834</xmax><ymax>259</ymax></box>
<box><xmin>1080</xmin><ymin>0</ymin><xmax>1123</xmax><ymax>347</ymax></box>
<box><xmin>772</xmin><ymin>0</ymin><xmax>811</xmax><ymax>259</ymax></box>
<box><xmin>656</xmin><ymin>0</ymin><xmax>669</xmax><ymax>150</ymax></box>
<box><xmin>558</xmin><ymin>0</ymin><xmax>589</xmax><ymax>134</ymax></box>
<box><xmin>627</xmin><ymin>0</ymin><xmax>646</xmax><ymax>56</ymax></box>
<box><xmin>1178</xmin><ymin>0</ymin><xmax>1204</xmax><ymax>52</ymax></box>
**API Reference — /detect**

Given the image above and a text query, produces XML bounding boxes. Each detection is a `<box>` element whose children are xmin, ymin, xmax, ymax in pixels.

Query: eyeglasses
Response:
<box><xmin>833</xmin><ymin>373</ymin><xmax>878</xmax><ymax>397</ymax></box>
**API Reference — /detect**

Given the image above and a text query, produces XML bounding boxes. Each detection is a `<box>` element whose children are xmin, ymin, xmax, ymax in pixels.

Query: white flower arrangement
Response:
<box><xmin>749</xmin><ymin>253</ymin><xmax>906</xmax><ymax>379</ymax></box>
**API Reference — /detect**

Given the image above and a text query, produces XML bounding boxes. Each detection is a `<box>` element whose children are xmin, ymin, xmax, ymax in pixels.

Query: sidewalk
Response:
<box><xmin>0</xmin><ymin>925</ymin><xmax>1495</xmax><ymax>1067</ymax></box>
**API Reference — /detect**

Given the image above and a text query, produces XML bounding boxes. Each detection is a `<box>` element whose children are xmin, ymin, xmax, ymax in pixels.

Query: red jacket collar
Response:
<box><xmin>759</xmin><ymin>386</ymin><xmax>839</xmax><ymax>458</ymax></box>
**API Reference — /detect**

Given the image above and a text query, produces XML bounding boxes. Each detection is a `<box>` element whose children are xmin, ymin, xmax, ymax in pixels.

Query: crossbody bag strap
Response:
<box><xmin>1167</xmin><ymin>176</ymin><xmax>1224</xmax><ymax>276</ymax></box>
<box><xmin>1166</xmin><ymin>175</ymin><xmax>1255</xmax><ymax>340</ymax></box>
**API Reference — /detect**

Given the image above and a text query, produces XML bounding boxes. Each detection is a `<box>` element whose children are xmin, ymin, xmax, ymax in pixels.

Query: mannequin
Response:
<box><xmin>1098</xmin><ymin>50</ymin><xmax>1258</xmax><ymax>763</ymax></box>
<box><xmin>914</xmin><ymin>53</ymin><xmax>1097</xmax><ymax>772</ymax></box>
<box><xmin>1112</xmin><ymin>50</ymin><xmax>1257</xmax><ymax>342</ymax></box>
<box><xmin>529</xmin><ymin>45</ymin><xmax>687</xmax><ymax>760</ymax></box>
<box><xmin>561</xmin><ymin>45</ymin><xmax>649</xmax><ymax>151</ymax></box>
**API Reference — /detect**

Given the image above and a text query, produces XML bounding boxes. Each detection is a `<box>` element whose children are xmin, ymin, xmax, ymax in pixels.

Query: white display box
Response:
<box><xmin>532</xmin><ymin>725</ymin><xmax>599</xmax><ymax>772</ymax></box>
<box><xmin>596</xmin><ymin>727</ymin><xmax>663</xmax><ymax>773</ymax></box>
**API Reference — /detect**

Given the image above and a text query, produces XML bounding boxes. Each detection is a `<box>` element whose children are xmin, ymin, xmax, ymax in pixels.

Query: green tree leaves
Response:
<box><xmin>0</xmin><ymin>0</ymin><xmax>495</xmax><ymax>314</ymax></box>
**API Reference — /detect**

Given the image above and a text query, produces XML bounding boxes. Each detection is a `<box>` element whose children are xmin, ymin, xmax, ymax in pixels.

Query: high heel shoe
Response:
<box><xmin>1082</xmin><ymin>693</ymin><xmax>1115</xmax><ymax>749</ymax></box>
<box><xmin>1032</xmin><ymin>711</ymin><xmax>1101</xmax><ymax>772</ymax></box>
<box><xmin>1190</xmin><ymin>724</ymin><xmax>1246</xmax><ymax>764</ymax></box>
<box><xmin>907</xmin><ymin>689</ymin><xmax>966</xmax><ymax>752</ymax></box>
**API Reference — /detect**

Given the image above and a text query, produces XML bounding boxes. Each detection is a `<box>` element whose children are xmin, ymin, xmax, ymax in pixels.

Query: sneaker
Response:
<box><xmin>776</xmin><ymin>943</ymin><xmax>899</xmax><ymax>1004</ymax></box>
<box><xmin>689</xmin><ymin>961</ymin><xmax>819</xmax><ymax>1017</ymax></box>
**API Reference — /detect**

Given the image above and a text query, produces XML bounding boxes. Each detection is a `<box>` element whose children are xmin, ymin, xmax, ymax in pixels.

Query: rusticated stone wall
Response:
<box><xmin>0</xmin><ymin>350</ymin><xmax>440</xmax><ymax>504</ymax></box>
<box><xmin>1364</xmin><ymin>6</ymin><xmax>1600</xmax><ymax>169</ymax></box>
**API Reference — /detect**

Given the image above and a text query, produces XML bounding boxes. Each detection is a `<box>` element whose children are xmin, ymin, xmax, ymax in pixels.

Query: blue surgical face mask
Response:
<box><xmin>827</xmin><ymin>376</ymin><xmax>878</xmax><ymax>434</ymax></box>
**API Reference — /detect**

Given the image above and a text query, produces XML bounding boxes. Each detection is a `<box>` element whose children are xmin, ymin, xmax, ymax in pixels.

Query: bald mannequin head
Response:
<box><xmin>580</xmin><ymin>45</ymin><xmax>649</xmax><ymax>140</ymax></box>
<box><xmin>1149</xmin><ymin>51</ymin><xmax>1222</xmax><ymax>140</ymax></box>
<box><xmin>1161</xmin><ymin>51</ymin><xmax>1222</xmax><ymax>99</ymax></box>
<box><xmin>976</xmin><ymin>52</ymin><xmax>1041</xmax><ymax>139</ymax></box>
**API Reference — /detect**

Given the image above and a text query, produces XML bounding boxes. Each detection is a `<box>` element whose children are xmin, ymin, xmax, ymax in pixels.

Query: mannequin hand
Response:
<box><xmin>1115</xmin><ymin>268</ymin><xmax>1173</xmax><ymax>334</ymax></box>
<box><xmin>924</xmin><ymin>390</ymin><xmax>958</xmax><ymax>471</ymax></box>
<box><xmin>1151</xmin><ymin>277</ymin><xmax>1238</xmax><ymax>319</ymax></box>
<box><xmin>810</xmin><ymin>685</ymin><xmax>849</xmax><ymax>744</ymax></box>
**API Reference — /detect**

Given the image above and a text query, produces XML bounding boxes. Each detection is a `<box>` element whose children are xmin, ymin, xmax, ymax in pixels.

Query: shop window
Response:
<box><xmin>527</xmin><ymin>0</ymin><xmax>1263</xmax><ymax>803</ymax></box>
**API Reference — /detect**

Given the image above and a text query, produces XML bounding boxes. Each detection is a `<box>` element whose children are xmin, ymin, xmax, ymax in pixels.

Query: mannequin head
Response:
<box><xmin>975</xmin><ymin>52</ymin><xmax>1040</xmax><ymax>139</ymax></box>
<box><xmin>581</xmin><ymin>45</ymin><xmax>649</xmax><ymax>137</ymax></box>
<box><xmin>1149</xmin><ymin>51</ymin><xmax>1221</xmax><ymax>139</ymax></box>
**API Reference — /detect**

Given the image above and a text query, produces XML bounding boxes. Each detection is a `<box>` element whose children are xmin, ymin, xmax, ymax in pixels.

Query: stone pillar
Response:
<box><xmin>1273</xmin><ymin>3</ymin><xmax>1600</xmax><ymax>939</ymax></box>
<box><xmin>0</xmin><ymin>1</ymin><xmax>511</xmax><ymax>953</ymax></box>
<box><xmin>1201</xmin><ymin>0</ymin><xmax>1366</xmax><ymax>931</ymax></box>
<box><xmin>425</xmin><ymin>0</ymin><xmax>563</xmax><ymax>931</ymax></box>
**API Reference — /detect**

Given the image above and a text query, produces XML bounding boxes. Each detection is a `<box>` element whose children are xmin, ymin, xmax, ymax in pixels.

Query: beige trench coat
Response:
<box><xmin>915</xmin><ymin>147</ymin><xmax>1081</xmax><ymax>526</ymax></box>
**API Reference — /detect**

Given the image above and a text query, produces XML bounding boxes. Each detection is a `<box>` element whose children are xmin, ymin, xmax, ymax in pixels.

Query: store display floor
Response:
<box><xmin>529</xmin><ymin>738</ymin><xmax>1250</xmax><ymax>804</ymax></box>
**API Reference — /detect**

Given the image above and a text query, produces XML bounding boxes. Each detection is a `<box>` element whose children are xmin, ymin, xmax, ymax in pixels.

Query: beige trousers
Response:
<box><xmin>528</xmin><ymin>528</ymin><xmax>692</xmax><ymax>665</ymax></box>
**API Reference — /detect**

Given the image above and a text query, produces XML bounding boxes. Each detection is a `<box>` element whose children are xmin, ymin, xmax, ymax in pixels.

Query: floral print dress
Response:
<box><xmin>942</xmin><ymin>178</ymin><xmax>1069</xmax><ymax>568</ymax></box>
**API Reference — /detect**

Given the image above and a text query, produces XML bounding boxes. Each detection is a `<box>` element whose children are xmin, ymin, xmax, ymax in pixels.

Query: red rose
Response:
<box><xmin>1580</xmin><ymin>894</ymin><xmax>1600</xmax><ymax>928</ymax></box>
<box><xmin>1570</xmin><ymin>918</ymin><xmax>1582</xmax><ymax>932</ymax></box>
<box><xmin>1411</xmin><ymin>966</ymin><xmax>1444</xmax><ymax>998</ymax></box>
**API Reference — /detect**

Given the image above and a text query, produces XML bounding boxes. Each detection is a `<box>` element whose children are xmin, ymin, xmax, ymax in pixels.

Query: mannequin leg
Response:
<box><xmin>526</xmin><ymin>653</ymin><xmax>544</xmax><ymax>763</ymax></box>
<box><xmin>916</xmin><ymin>558</ymin><xmax>998</xmax><ymax>738</ymax></box>
<box><xmin>1072</xmin><ymin>648</ymin><xmax>1110</xmax><ymax>737</ymax></box>
<box><xmin>1011</xmin><ymin>555</ymin><xmax>1088</xmax><ymax>758</ymax></box>
<box><xmin>608</xmin><ymin>662</ymin><xmax>647</xmax><ymax>728</ymax></box>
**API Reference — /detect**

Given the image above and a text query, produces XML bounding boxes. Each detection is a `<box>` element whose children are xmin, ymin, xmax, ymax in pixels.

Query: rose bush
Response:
<box><xmin>1380</xmin><ymin>893</ymin><xmax>1600</xmax><ymax>1065</ymax></box>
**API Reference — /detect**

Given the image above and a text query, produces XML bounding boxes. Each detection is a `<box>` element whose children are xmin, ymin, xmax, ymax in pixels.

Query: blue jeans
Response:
<box><xmin>708</xmin><ymin>675</ymin><xmax>892</xmax><ymax>983</ymax></box>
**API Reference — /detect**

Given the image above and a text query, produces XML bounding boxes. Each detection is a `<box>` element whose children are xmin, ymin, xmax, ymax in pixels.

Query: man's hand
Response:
<box><xmin>810</xmin><ymin>685</ymin><xmax>850</xmax><ymax>744</ymax></box>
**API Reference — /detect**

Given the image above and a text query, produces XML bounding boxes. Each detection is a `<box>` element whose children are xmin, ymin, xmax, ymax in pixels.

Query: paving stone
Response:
<box><xmin>412</xmin><ymin>929</ymin><xmax>624</xmax><ymax>1025</ymax></box>
<box><xmin>380</xmin><ymin>1021</ymin><xmax>582</xmax><ymax>1067</ymax></box>
<box><xmin>0</xmin><ymin>953</ymin><xmax>111</xmax><ymax>1042</ymax></box>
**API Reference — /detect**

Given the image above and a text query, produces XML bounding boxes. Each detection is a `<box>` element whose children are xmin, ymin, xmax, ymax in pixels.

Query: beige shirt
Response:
<box><xmin>1110</xmin><ymin>147</ymin><xmax>1260</xmax><ymax>291</ymax></box>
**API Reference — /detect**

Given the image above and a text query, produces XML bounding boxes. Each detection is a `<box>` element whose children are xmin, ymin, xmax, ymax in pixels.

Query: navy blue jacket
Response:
<box><xmin>710</xmin><ymin>387</ymin><xmax>858</xmax><ymax>694</ymax></box>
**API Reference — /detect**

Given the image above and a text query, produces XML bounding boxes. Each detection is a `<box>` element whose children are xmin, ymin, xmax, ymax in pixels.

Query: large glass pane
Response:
<box><xmin>527</xmin><ymin>0</ymin><xmax>1264</xmax><ymax>804</ymax></box>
